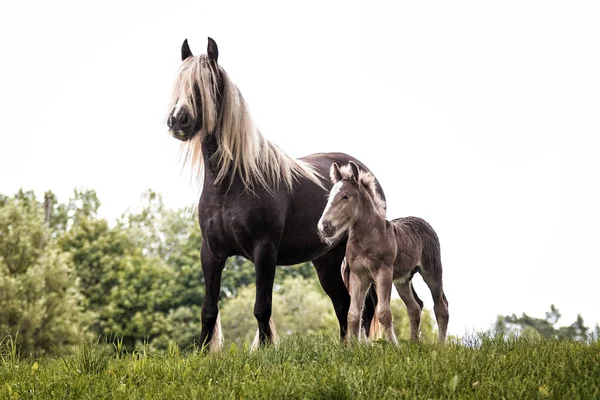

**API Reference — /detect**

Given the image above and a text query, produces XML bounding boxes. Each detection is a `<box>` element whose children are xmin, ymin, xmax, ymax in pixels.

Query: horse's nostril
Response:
<box><xmin>179</xmin><ymin>113</ymin><xmax>190</xmax><ymax>127</ymax></box>
<box><xmin>167</xmin><ymin>115</ymin><xmax>173</xmax><ymax>128</ymax></box>
<box><xmin>322</xmin><ymin>220</ymin><xmax>332</xmax><ymax>234</ymax></box>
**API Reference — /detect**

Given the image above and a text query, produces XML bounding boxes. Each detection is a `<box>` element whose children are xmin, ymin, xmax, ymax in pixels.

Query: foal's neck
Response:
<box><xmin>349</xmin><ymin>193</ymin><xmax>387</xmax><ymax>241</ymax></box>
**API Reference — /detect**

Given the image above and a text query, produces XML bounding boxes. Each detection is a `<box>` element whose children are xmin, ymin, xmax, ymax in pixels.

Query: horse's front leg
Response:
<box><xmin>199</xmin><ymin>243</ymin><xmax>226</xmax><ymax>352</ymax></box>
<box><xmin>251</xmin><ymin>244</ymin><xmax>278</xmax><ymax>350</ymax></box>
<box><xmin>312</xmin><ymin>244</ymin><xmax>350</xmax><ymax>341</ymax></box>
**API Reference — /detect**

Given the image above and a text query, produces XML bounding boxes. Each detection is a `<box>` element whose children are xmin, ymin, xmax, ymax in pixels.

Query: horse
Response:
<box><xmin>317</xmin><ymin>161</ymin><xmax>449</xmax><ymax>344</ymax></box>
<box><xmin>166</xmin><ymin>37</ymin><xmax>385</xmax><ymax>351</ymax></box>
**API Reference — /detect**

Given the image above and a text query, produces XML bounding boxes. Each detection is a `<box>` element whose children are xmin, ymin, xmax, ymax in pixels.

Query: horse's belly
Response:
<box><xmin>276</xmin><ymin>234</ymin><xmax>331</xmax><ymax>265</ymax></box>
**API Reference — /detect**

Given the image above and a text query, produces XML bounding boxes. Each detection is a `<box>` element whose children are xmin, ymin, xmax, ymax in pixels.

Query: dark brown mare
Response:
<box><xmin>166</xmin><ymin>38</ymin><xmax>384</xmax><ymax>351</ymax></box>
<box><xmin>318</xmin><ymin>162</ymin><xmax>449</xmax><ymax>344</ymax></box>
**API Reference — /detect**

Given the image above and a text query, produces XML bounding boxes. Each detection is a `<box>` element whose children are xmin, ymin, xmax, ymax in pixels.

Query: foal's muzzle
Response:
<box><xmin>319</xmin><ymin>220</ymin><xmax>335</xmax><ymax>237</ymax></box>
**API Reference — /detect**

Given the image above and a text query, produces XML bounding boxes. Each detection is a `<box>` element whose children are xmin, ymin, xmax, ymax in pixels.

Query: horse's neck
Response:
<box><xmin>200</xmin><ymin>133</ymin><xmax>235</xmax><ymax>191</ymax></box>
<box><xmin>200</xmin><ymin>134</ymin><xmax>217</xmax><ymax>179</ymax></box>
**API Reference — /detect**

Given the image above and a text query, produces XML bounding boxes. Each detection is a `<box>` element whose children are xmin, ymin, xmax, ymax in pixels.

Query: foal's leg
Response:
<box><xmin>374</xmin><ymin>268</ymin><xmax>397</xmax><ymax>344</ymax></box>
<box><xmin>394</xmin><ymin>280</ymin><xmax>423</xmax><ymax>342</ymax></box>
<box><xmin>199</xmin><ymin>244</ymin><xmax>226</xmax><ymax>352</ymax></box>
<box><xmin>420</xmin><ymin>268</ymin><xmax>449</xmax><ymax>344</ymax></box>
<box><xmin>346</xmin><ymin>271</ymin><xmax>371</xmax><ymax>343</ymax></box>
<box><xmin>251</xmin><ymin>244</ymin><xmax>279</xmax><ymax>350</ymax></box>
<box><xmin>313</xmin><ymin>245</ymin><xmax>377</xmax><ymax>342</ymax></box>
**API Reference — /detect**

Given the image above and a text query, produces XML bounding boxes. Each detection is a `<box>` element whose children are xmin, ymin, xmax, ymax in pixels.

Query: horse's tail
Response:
<box><xmin>341</xmin><ymin>257</ymin><xmax>350</xmax><ymax>290</ymax></box>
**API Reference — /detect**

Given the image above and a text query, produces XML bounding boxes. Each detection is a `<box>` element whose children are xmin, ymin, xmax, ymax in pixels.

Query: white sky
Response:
<box><xmin>1</xmin><ymin>0</ymin><xmax>599</xmax><ymax>337</ymax></box>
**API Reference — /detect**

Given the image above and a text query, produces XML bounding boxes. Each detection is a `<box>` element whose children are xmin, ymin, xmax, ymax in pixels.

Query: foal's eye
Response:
<box><xmin>342</xmin><ymin>195</ymin><xmax>349</xmax><ymax>200</ymax></box>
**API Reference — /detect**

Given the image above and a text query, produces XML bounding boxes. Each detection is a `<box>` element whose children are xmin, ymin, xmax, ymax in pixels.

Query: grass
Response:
<box><xmin>1</xmin><ymin>334</ymin><xmax>599</xmax><ymax>399</ymax></box>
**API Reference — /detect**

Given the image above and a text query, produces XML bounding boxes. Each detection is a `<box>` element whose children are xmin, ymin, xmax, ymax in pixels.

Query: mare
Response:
<box><xmin>317</xmin><ymin>162</ymin><xmax>449</xmax><ymax>344</ymax></box>
<box><xmin>166</xmin><ymin>37</ymin><xmax>384</xmax><ymax>350</ymax></box>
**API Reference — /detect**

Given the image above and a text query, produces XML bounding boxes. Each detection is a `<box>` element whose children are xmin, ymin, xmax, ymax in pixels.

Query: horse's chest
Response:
<box><xmin>198</xmin><ymin>194</ymin><xmax>282</xmax><ymax>257</ymax></box>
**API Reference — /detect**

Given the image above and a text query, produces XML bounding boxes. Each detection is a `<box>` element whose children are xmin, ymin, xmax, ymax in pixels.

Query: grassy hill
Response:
<box><xmin>2</xmin><ymin>335</ymin><xmax>599</xmax><ymax>399</ymax></box>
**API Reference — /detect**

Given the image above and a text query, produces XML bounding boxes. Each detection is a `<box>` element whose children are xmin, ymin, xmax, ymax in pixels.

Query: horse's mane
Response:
<box><xmin>335</xmin><ymin>164</ymin><xmax>386</xmax><ymax>217</ymax></box>
<box><xmin>168</xmin><ymin>54</ymin><xmax>322</xmax><ymax>193</ymax></box>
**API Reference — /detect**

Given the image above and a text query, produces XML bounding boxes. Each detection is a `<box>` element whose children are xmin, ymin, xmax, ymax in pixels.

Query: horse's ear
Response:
<box><xmin>207</xmin><ymin>37</ymin><xmax>219</xmax><ymax>62</ymax></box>
<box><xmin>181</xmin><ymin>39</ymin><xmax>193</xmax><ymax>61</ymax></box>
<box><xmin>330</xmin><ymin>163</ymin><xmax>343</xmax><ymax>183</ymax></box>
<box><xmin>349</xmin><ymin>161</ymin><xmax>360</xmax><ymax>181</ymax></box>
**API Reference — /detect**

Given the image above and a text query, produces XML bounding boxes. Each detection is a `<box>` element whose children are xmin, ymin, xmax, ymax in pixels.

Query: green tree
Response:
<box><xmin>58</xmin><ymin>218</ymin><xmax>130</xmax><ymax>312</ymax></box>
<box><xmin>101</xmin><ymin>253</ymin><xmax>176</xmax><ymax>350</ymax></box>
<box><xmin>493</xmin><ymin>305</ymin><xmax>592</xmax><ymax>340</ymax></box>
<box><xmin>45</xmin><ymin>188</ymin><xmax>101</xmax><ymax>236</ymax></box>
<box><xmin>0</xmin><ymin>195</ymin><xmax>89</xmax><ymax>355</ymax></box>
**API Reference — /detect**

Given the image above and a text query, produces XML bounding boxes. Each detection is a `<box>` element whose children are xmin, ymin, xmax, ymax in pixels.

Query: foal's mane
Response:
<box><xmin>335</xmin><ymin>164</ymin><xmax>386</xmax><ymax>217</ymax></box>
<box><xmin>168</xmin><ymin>54</ymin><xmax>322</xmax><ymax>193</ymax></box>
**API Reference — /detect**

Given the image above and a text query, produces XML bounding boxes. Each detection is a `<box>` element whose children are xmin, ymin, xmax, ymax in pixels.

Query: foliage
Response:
<box><xmin>493</xmin><ymin>304</ymin><xmax>598</xmax><ymax>341</ymax></box>
<box><xmin>3</xmin><ymin>186</ymin><xmax>597</xmax><ymax>359</ymax></box>
<box><xmin>0</xmin><ymin>188</ymin><xmax>332</xmax><ymax>354</ymax></box>
<box><xmin>1</xmin><ymin>336</ymin><xmax>599</xmax><ymax>399</ymax></box>
<box><xmin>220</xmin><ymin>277</ymin><xmax>339</xmax><ymax>346</ymax></box>
<box><xmin>57</xmin><ymin>218</ymin><xmax>129</xmax><ymax>312</ymax></box>
<box><xmin>45</xmin><ymin>188</ymin><xmax>101</xmax><ymax>236</ymax></box>
<box><xmin>0</xmin><ymin>195</ymin><xmax>89</xmax><ymax>355</ymax></box>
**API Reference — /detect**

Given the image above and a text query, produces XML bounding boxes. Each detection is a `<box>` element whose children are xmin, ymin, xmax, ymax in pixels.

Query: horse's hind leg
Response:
<box><xmin>251</xmin><ymin>245</ymin><xmax>279</xmax><ymax>349</ymax></box>
<box><xmin>199</xmin><ymin>244</ymin><xmax>226</xmax><ymax>352</ymax></box>
<box><xmin>420</xmin><ymin>267</ymin><xmax>449</xmax><ymax>344</ymax></box>
<box><xmin>394</xmin><ymin>280</ymin><xmax>423</xmax><ymax>342</ymax></box>
<box><xmin>374</xmin><ymin>267</ymin><xmax>398</xmax><ymax>344</ymax></box>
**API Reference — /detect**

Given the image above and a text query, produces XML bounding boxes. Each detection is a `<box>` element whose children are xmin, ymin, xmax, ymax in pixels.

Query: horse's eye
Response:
<box><xmin>342</xmin><ymin>195</ymin><xmax>349</xmax><ymax>200</ymax></box>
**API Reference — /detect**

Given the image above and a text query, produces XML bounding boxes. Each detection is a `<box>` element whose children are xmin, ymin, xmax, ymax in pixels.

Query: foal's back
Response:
<box><xmin>390</xmin><ymin>216</ymin><xmax>442</xmax><ymax>281</ymax></box>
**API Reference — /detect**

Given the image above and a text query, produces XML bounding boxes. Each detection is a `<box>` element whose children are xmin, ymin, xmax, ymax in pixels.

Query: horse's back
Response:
<box><xmin>301</xmin><ymin>152</ymin><xmax>386</xmax><ymax>204</ymax></box>
<box><xmin>275</xmin><ymin>152</ymin><xmax>386</xmax><ymax>263</ymax></box>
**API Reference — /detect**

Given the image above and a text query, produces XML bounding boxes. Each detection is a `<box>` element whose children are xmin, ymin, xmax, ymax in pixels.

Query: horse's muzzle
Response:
<box><xmin>171</xmin><ymin>130</ymin><xmax>190</xmax><ymax>141</ymax></box>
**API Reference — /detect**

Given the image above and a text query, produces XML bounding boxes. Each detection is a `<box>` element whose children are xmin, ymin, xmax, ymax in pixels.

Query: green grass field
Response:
<box><xmin>1</xmin><ymin>335</ymin><xmax>599</xmax><ymax>399</ymax></box>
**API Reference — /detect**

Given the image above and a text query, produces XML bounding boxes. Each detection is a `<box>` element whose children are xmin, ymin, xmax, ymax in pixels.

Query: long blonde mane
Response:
<box><xmin>168</xmin><ymin>54</ymin><xmax>322</xmax><ymax>193</ymax></box>
<box><xmin>336</xmin><ymin>164</ymin><xmax>386</xmax><ymax>217</ymax></box>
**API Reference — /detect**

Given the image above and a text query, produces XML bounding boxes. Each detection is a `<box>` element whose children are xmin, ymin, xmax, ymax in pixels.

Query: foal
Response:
<box><xmin>318</xmin><ymin>162</ymin><xmax>449</xmax><ymax>344</ymax></box>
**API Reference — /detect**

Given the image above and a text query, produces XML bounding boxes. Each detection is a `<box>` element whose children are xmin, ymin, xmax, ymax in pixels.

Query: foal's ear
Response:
<box><xmin>349</xmin><ymin>161</ymin><xmax>360</xmax><ymax>181</ymax></box>
<box><xmin>330</xmin><ymin>163</ymin><xmax>343</xmax><ymax>183</ymax></box>
<box><xmin>181</xmin><ymin>39</ymin><xmax>193</xmax><ymax>61</ymax></box>
<box><xmin>207</xmin><ymin>37</ymin><xmax>219</xmax><ymax>62</ymax></box>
